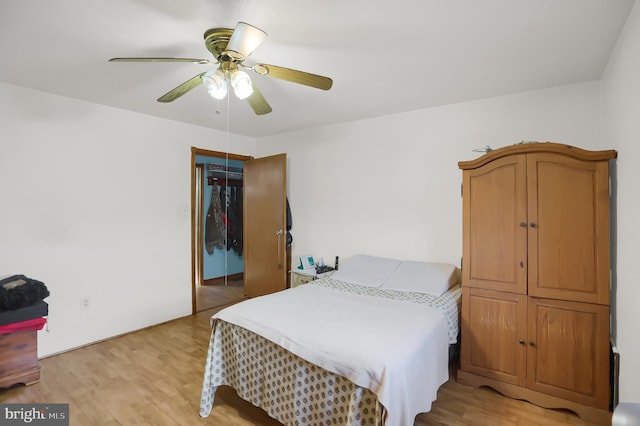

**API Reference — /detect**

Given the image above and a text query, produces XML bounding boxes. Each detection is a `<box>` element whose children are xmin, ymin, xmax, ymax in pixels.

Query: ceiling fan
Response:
<box><xmin>109</xmin><ymin>22</ymin><xmax>333</xmax><ymax>115</ymax></box>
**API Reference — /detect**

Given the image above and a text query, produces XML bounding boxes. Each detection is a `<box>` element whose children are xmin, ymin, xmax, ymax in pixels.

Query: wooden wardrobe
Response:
<box><xmin>457</xmin><ymin>142</ymin><xmax>617</xmax><ymax>423</ymax></box>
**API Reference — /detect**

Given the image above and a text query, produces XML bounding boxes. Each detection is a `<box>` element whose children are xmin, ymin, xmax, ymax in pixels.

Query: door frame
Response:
<box><xmin>190</xmin><ymin>147</ymin><xmax>252</xmax><ymax>314</ymax></box>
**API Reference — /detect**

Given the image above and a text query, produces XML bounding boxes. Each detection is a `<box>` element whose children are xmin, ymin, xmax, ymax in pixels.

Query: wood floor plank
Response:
<box><xmin>196</xmin><ymin>279</ymin><xmax>246</xmax><ymax>312</ymax></box>
<box><xmin>0</xmin><ymin>307</ymin><xmax>603</xmax><ymax>425</ymax></box>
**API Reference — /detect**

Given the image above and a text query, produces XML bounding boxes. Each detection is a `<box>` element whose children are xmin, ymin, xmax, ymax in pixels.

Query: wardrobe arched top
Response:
<box><xmin>458</xmin><ymin>142</ymin><xmax>617</xmax><ymax>170</ymax></box>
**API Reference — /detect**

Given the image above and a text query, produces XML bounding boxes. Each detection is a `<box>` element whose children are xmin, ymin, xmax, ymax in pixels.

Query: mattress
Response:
<box><xmin>200</xmin><ymin>278</ymin><xmax>461</xmax><ymax>425</ymax></box>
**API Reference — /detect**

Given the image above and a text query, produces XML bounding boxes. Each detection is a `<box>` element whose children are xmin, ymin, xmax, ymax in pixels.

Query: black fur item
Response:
<box><xmin>0</xmin><ymin>275</ymin><xmax>50</xmax><ymax>312</ymax></box>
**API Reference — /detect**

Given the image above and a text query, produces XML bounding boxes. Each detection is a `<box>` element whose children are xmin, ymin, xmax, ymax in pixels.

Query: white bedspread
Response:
<box><xmin>213</xmin><ymin>279</ymin><xmax>452</xmax><ymax>426</ymax></box>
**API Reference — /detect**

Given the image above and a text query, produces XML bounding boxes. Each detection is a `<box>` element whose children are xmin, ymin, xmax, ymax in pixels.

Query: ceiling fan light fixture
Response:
<box><xmin>224</xmin><ymin>22</ymin><xmax>267</xmax><ymax>61</ymax></box>
<box><xmin>230</xmin><ymin>70</ymin><xmax>253</xmax><ymax>99</ymax></box>
<box><xmin>202</xmin><ymin>69</ymin><xmax>228</xmax><ymax>99</ymax></box>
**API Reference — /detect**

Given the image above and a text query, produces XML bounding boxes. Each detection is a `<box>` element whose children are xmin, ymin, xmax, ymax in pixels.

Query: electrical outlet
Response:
<box><xmin>81</xmin><ymin>298</ymin><xmax>90</xmax><ymax>310</ymax></box>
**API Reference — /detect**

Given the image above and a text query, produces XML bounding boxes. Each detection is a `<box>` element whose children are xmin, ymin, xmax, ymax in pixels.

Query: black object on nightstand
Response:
<box><xmin>315</xmin><ymin>265</ymin><xmax>334</xmax><ymax>274</ymax></box>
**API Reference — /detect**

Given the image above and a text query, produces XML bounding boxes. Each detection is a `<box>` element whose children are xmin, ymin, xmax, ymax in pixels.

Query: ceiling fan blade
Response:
<box><xmin>225</xmin><ymin>22</ymin><xmax>267</xmax><ymax>60</ymax></box>
<box><xmin>253</xmin><ymin>64</ymin><xmax>332</xmax><ymax>90</ymax></box>
<box><xmin>157</xmin><ymin>72</ymin><xmax>206</xmax><ymax>103</ymax></box>
<box><xmin>109</xmin><ymin>57</ymin><xmax>213</xmax><ymax>64</ymax></box>
<box><xmin>246</xmin><ymin>82</ymin><xmax>272</xmax><ymax>115</ymax></box>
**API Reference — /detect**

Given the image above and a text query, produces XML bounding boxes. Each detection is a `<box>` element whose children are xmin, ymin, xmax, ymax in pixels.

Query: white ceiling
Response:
<box><xmin>0</xmin><ymin>0</ymin><xmax>635</xmax><ymax>138</ymax></box>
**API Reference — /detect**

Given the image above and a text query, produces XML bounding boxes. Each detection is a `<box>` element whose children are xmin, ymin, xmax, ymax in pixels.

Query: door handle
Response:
<box><xmin>276</xmin><ymin>229</ymin><xmax>284</xmax><ymax>268</ymax></box>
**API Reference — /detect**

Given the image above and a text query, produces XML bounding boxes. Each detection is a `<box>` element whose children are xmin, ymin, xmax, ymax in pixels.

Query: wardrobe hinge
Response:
<box><xmin>460</xmin><ymin>183</ymin><xmax>463</xmax><ymax>197</ymax></box>
<box><xmin>610</xmin><ymin>269</ymin><xmax>613</xmax><ymax>291</ymax></box>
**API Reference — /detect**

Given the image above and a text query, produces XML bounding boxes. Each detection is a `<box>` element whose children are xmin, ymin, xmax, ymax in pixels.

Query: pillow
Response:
<box><xmin>330</xmin><ymin>255</ymin><xmax>401</xmax><ymax>288</ymax></box>
<box><xmin>380</xmin><ymin>261</ymin><xmax>458</xmax><ymax>296</ymax></box>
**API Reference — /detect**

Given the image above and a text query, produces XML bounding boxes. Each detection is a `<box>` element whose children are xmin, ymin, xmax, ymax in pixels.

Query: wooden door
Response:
<box><xmin>462</xmin><ymin>155</ymin><xmax>527</xmax><ymax>293</ymax></box>
<box><xmin>243</xmin><ymin>153</ymin><xmax>287</xmax><ymax>298</ymax></box>
<box><xmin>526</xmin><ymin>154</ymin><xmax>611</xmax><ymax>305</ymax></box>
<box><xmin>526</xmin><ymin>297</ymin><xmax>610</xmax><ymax>409</ymax></box>
<box><xmin>461</xmin><ymin>287</ymin><xmax>527</xmax><ymax>386</ymax></box>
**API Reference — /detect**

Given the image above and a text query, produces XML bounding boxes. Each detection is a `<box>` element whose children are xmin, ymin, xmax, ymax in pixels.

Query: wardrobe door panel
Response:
<box><xmin>463</xmin><ymin>155</ymin><xmax>527</xmax><ymax>293</ymax></box>
<box><xmin>527</xmin><ymin>154</ymin><xmax>610</xmax><ymax>304</ymax></box>
<box><xmin>527</xmin><ymin>297</ymin><xmax>609</xmax><ymax>409</ymax></box>
<box><xmin>461</xmin><ymin>287</ymin><xmax>527</xmax><ymax>386</ymax></box>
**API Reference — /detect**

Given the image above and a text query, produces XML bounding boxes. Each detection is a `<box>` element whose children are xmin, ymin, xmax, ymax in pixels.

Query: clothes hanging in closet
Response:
<box><xmin>219</xmin><ymin>185</ymin><xmax>228</xmax><ymax>248</ymax></box>
<box><xmin>206</xmin><ymin>182</ymin><xmax>244</xmax><ymax>256</ymax></box>
<box><xmin>221</xmin><ymin>184</ymin><xmax>243</xmax><ymax>256</ymax></box>
<box><xmin>227</xmin><ymin>186</ymin><xmax>242</xmax><ymax>256</ymax></box>
<box><xmin>204</xmin><ymin>183</ymin><xmax>225</xmax><ymax>254</ymax></box>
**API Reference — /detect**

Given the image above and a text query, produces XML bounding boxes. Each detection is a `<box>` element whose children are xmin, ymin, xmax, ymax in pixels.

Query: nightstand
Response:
<box><xmin>290</xmin><ymin>269</ymin><xmax>334</xmax><ymax>288</ymax></box>
<box><xmin>290</xmin><ymin>270</ymin><xmax>316</xmax><ymax>288</ymax></box>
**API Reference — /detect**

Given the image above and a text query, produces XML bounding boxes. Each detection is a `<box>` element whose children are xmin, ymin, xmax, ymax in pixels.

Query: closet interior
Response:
<box><xmin>194</xmin><ymin>156</ymin><xmax>246</xmax><ymax>312</ymax></box>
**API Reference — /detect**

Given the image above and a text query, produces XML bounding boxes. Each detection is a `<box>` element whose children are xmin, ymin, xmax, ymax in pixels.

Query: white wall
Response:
<box><xmin>603</xmin><ymin>1</ymin><xmax>640</xmax><ymax>403</ymax></box>
<box><xmin>2</xmin><ymin>50</ymin><xmax>632</xmax><ymax>407</ymax></box>
<box><xmin>0</xmin><ymin>82</ymin><xmax>255</xmax><ymax>356</ymax></box>
<box><xmin>257</xmin><ymin>82</ymin><xmax>604</xmax><ymax>270</ymax></box>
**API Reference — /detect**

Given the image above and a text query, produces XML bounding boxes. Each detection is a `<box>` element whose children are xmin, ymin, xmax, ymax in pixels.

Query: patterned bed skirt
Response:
<box><xmin>200</xmin><ymin>319</ymin><xmax>386</xmax><ymax>426</ymax></box>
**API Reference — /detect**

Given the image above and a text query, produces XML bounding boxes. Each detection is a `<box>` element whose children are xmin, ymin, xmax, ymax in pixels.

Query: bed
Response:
<box><xmin>199</xmin><ymin>255</ymin><xmax>462</xmax><ymax>426</ymax></box>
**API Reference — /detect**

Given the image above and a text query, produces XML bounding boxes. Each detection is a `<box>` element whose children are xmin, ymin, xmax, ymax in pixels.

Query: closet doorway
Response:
<box><xmin>191</xmin><ymin>147</ymin><xmax>251</xmax><ymax>313</ymax></box>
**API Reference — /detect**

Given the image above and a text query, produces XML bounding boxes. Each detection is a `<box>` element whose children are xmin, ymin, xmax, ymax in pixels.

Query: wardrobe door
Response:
<box><xmin>527</xmin><ymin>297</ymin><xmax>610</xmax><ymax>409</ymax></box>
<box><xmin>526</xmin><ymin>154</ymin><xmax>611</xmax><ymax>305</ymax></box>
<box><xmin>462</xmin><ymin>155</ymin><xmax>527</xmax><ymax>294</ymax></box>
<box><xmin>461</xmin><ymin>287</ymin><xmax>527</xmax><ymax>386</ymax></box>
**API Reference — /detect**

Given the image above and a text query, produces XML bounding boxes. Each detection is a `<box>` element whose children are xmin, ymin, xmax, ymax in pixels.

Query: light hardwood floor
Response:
<box><xmin>0</xmin><ymin>306</ymin><xmax>605</xmax><ymax>426</ymax></box>
<box><xmin>196</xmin><ymin>278</ymin><xmax>246</xmax><ymax>312</ymax></box>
